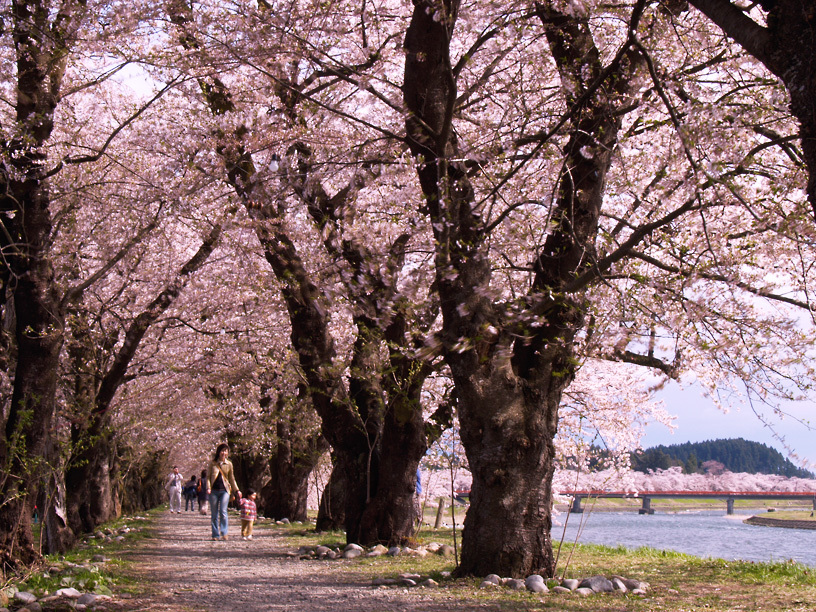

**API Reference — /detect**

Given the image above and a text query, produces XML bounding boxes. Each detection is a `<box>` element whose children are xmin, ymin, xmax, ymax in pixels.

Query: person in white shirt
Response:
<box><xmin>165</xmin><ymin>466</ymin><xmax>184</xmax><ymax>513</ymax></box>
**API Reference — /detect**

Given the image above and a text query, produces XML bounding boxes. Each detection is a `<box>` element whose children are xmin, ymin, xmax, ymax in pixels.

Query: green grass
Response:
<box><xmin>760</xmin><ymin>509</ymin><xmax>816</xmax><ymax>521</ymax></box>
<box><xmin>2</xmin><ymin>507</ymin><xmax>159</xmax><ymax>602</ymax></box>
<box><xmin>278</xmin><ymin>518</ymin><xmax>816</xmax><ymax>612</ymax></box>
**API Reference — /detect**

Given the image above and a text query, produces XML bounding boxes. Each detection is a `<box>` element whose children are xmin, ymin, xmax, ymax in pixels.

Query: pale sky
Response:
<box><xmin>642</xmin><ymin>381</ymin><xmax>816</xmax><ymax>472</ymax></box>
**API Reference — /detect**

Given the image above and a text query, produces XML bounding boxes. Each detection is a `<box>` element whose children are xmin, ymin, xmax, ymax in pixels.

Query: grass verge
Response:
<box><xmin>280</xmin><ymin>520</ymin><xmax>816</xmax><ymax>612</ymax></box>
<box><xmin>1</xmin><ymin>507</ymin><xmax>162</xmax><ymax>605</ymax></box>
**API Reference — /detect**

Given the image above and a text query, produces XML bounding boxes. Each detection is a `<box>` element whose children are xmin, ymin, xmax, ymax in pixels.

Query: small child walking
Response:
<box><xmin>239</xmin><ymin>489</ymin><xmax>257</xmax><ymax>540</ymax></box>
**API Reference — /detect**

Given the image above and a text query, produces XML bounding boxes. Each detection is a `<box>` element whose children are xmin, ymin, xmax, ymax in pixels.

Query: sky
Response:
<box><xmin>641</xmin><ymin>381</ymin><xmax>816</xmax><ymax>471</ymax></box>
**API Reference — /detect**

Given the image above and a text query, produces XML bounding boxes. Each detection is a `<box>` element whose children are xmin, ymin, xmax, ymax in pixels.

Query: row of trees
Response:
<box><xmin>557</xmin><ymin>464</ymin><xmax>816</xmax><ymax>493</ymax></box>
<box><xmin>1</xmin><ymin>0</ymin><xmax>815</xmax><ymax>579</ymax></box>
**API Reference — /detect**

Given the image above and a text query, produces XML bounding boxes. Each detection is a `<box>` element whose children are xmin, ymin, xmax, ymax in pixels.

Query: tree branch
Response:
<box><xmin>61</xmin><ymin>204</ymin><xmax>164</xmax><ymax>308</ymax></box>
<box><xmin>686</xmin><ymin>0</ymin><xmax>775</xmax><ymax>73</ymax></box>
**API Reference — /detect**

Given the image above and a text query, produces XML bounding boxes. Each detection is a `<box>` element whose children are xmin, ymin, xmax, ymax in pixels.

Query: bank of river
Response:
<box><xmin>555</xmin><ymin>509</ymin><xmax>816</xmax><ymax>567</ymax></box>
<box><xmin>744</xmin><ymin>515</ymin><xmax>816</xmax><ymax>530</ymax></box>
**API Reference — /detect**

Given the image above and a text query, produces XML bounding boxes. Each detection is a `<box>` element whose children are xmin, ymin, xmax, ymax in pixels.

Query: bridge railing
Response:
<box><xmin>562</xmin><ymin>490</ymin><xmax>816</xmax><ymax>515</ymax></box>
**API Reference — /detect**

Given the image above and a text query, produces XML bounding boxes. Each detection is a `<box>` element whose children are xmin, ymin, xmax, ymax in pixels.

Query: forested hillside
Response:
<box><xmin>631</xmin><ymin>439</ymin><xmax>814</xmax><ymax>478</ymax></box>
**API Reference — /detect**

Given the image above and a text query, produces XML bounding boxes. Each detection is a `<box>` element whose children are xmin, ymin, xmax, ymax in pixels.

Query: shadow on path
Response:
<box><xmin>115</xmin><ymin>510</ymin><xmax>495</xmax><ymax>612</ymax></box>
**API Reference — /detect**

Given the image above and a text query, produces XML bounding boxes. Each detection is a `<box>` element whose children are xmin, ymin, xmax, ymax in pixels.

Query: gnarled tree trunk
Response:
<box><xmin>65</xmin><ymin>420</ymin><xmax>116</xmax><ymax>535</ymax></box>
<box><xmin>0</xmin><ymin>0</ymin><xmax>78</xmax><ymax>565</ymax></box>
<box><xmin>261</xmin><ymin>396</ymin><xmax>329</xmax><ymax>521</ymax></box>
<box><xmin>315</xmin><ymin>457</ymin><xmax>347</xmax><ymax>532</ymax></box>
<box><xmin>403</xmin><ymin>0</ymin><xmax>645</xmax><ymax>577</ymax></box>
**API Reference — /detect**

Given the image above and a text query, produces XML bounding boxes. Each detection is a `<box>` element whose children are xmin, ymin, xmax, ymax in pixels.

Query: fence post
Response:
<box><xmin>434</xmin><ymin>498</ymin><xmax>446</xmax><ymax>529</ymax></box>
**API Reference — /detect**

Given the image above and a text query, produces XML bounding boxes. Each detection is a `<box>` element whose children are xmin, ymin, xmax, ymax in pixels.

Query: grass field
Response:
<box><xmin>282</xmin><ymin>519</ymin><xmax>816</xmax><ymax>612</ymax></box>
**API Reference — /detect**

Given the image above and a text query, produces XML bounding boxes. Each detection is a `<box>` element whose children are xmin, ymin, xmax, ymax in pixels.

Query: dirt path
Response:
<box><xmin>117</xmin><ymin>510</ymin><xmax>491</xmax><ymax>612</ymax></box>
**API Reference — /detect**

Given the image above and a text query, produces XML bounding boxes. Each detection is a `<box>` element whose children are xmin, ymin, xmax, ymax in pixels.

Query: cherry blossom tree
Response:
<box><xmin>399</xmin><ymin>0</ymin><xmax>816</xmax><ymax>577</ymax></box>
<box><xmin>161</xmin><ymin>0</ymin><xmax>454</xmax><ymax>545</ymax></box>
<box><xmin>63</xmin><ymin>215</ymin><xmax>227</xmax><ymax>536</ymax></box>
<box><xmin>151</xmin><ymin>0</ymin><xmax>815</xmax><ymax>577</ymax></box>
<box><xmin>0</xmin><ymin>0</ymin><xmax>181</xmax><ymax>566</ymax></box>
<box><xmin>3</xmin><ymin>0</ymin><xmax>813</xmax><ymax>582</ymax></box>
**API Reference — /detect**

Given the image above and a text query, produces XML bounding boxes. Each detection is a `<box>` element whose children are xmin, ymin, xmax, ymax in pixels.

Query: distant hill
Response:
<box><xmin>631</xmin><ymin>438</ymin><xmax>815</xmax><ymax>478</ymax></box>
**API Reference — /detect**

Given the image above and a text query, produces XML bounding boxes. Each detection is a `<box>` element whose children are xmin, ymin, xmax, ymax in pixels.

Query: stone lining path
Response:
<box><xmin>117</xmin><ymin>511</ymin><xmax>500</xmax><ymax>612</ymax></box>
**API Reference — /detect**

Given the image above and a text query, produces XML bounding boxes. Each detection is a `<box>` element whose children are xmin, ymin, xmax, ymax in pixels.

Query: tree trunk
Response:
<box><xmin>315</xmin><ymin>458</ymin><xmax>347</xmax><ymax>532</ymax></box>
<box><xmin>357</xmin><ymin>403</ymin><xmax>425</xmax><ymax>545</ymax></box>
<box><xmin>38</xmin><ymin>481</ymin><xmax>73</xmax><ymax>555</ymax></box>
<box><xmin>260</xmin><ymin>469</ymin><xmax>309</xmax><ymax>522</ymax></box>
<box><xmin>261</xmin><ymin>458</ymin><xmax>310</xmax><ymax>521</ymax></box>
<box><xmin>261</xmin><ymin>410</ymin><xmax>328</xmax><ymax>521</ymax></box>
<box><xmin>120</xmin><ymin>449</ymin><xmax>169</xmax><ymax>514</ymax></box>
<box><xmin>0</xmin><ymin>196</ymin><xmax>65</xmax><ymax>567</ymax></box>
<box><xmin>65</xmin><ymin>422</ymin><xmax>116</xmax><ymax>535</ymax></box>
<box><xmin>0</xmin><ymin>496</ymin><xmax>36</xmax><ymax>572</ymax></box>
<box><xmin>338</xmin><ymin>448</ymin><xmax>377</xmax><ymax>545</ymax></box>
<box><xmin>358</xmin><ymin>316</ymin><xmax>431</xmax><ymax>545</ymax></box>
<box><xmin>454</xmin><ymin>360</ymin><xmax>567</xmax><ymax>576</ymax></box>
<box><xmin>38</xmin><ymin>436</ymin><xmax>74</xmax><ymax>554</ymax></box>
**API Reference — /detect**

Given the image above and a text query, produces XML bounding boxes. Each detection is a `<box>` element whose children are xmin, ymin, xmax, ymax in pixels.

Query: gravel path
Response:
<box><xmin>119</xmin><ymin>510</ymin><xmax>497</xmax><ymax>612</ymax></box>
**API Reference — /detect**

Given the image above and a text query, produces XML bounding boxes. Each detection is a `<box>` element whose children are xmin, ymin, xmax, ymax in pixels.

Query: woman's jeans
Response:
<box><xmin>209</xmin><ymin>491</ymin><xmax>230</xmax><ymax>538</ymax></box>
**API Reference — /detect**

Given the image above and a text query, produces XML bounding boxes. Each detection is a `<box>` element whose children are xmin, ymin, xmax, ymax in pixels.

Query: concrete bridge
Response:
<box><xmin>564</xmin><ymin>490</ymin><xmax>816</xmax><ymax>515</ymax></box>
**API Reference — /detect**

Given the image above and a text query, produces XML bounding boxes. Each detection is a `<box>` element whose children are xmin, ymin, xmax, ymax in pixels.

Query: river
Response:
<box><xmin>554</xmin><ymin>509</ymin><xmax>816</xmax><ymax>567</ymax></box>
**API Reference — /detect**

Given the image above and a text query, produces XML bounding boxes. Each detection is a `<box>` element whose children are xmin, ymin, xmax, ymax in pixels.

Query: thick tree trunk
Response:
<box><xmin>261</xmin><ymin>468</ymin><xmax>309</xmax><ymax>522</ymax></box>
<box><xmin>358</xmin><ymin>322</ymin><xmax>430</xmax><ymax>545</ymax></box>
<box><xmin>339</xmin><ymin>447</ymin><xmax>377</xmax><ymax>545</ymax></box>
<box><xmin>65</xmin><ymin>423</ymin><xmax>116</xmax><ymax>535</ymax></box>
<box><xmin>454</xmin><ymin>363</ymin><xmax>565</xmax><ymax>577</ymax></box>
<box><xmin>261</xmin><ymin>412</ymin><xmax>328</xmax><ymax>521</ymax></box>
<box><xmin>0</xmin><ymin>200</ymin><xmax>65</xmax><ymax>567</ymax></box>
<box><xmin>316</xmin><ymin>458</ymin><xmax>347</xmax><ymax>532</ymax></box>
<box><xmin>357</xmin><ymin>403</ymin><xmax>425</xmax><ymax>545</ymax></box>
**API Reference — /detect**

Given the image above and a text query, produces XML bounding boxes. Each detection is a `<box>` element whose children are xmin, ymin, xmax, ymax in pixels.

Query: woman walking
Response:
<box><xmin>207</xmin><ymin>443</ymin><xmax>241</xmax><ymax>540</ymax></box>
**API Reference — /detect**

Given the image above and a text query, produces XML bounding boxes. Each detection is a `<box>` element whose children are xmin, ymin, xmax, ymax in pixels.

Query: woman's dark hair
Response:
<box><xmin>213</xmin><ymin>443</ymin><xmax>229</xmax><ymax>461</ymax></box>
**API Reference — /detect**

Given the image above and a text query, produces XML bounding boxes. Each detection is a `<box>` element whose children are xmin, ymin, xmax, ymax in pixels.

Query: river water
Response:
<box><xmin>554</xmin><ymin>509</ymin><xmax>816</xmax><ymax>567</ymax></box>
